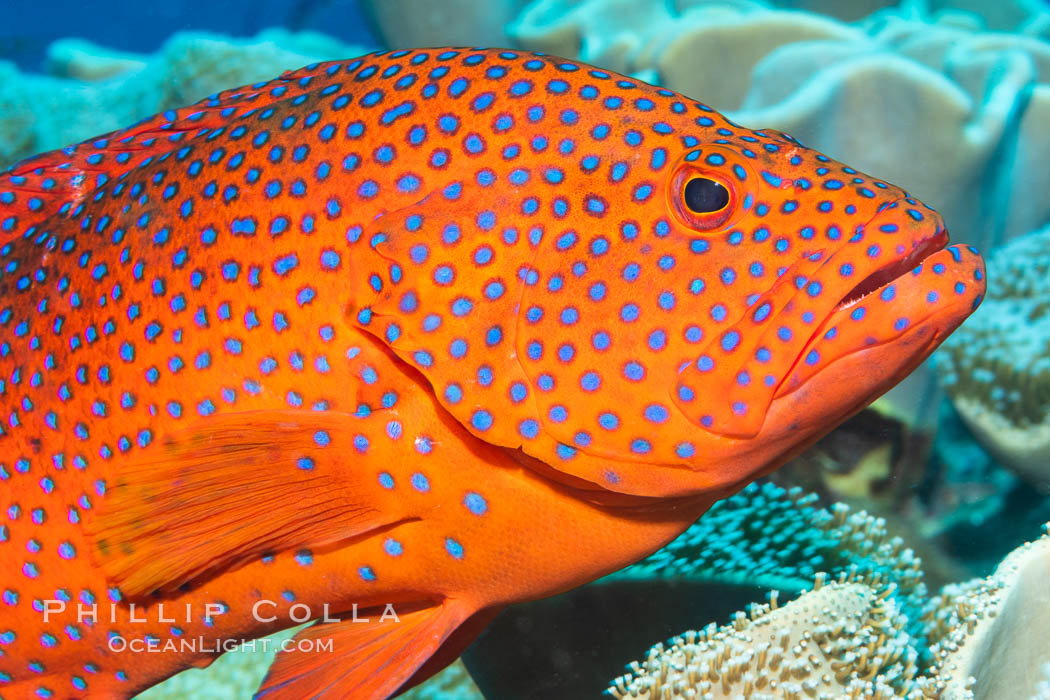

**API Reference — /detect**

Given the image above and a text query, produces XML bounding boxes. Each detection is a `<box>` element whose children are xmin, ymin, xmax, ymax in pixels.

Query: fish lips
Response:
<box><xmin>675</xmin><ymin>212</ymin><xmax>984</xmax><ymax>494</ymax></box>
<box><xmin>774</xmin><ymin>233</ymin><xmax>986</xmax><ymax>408</ymax></box>
<box><xmin>697</xmin><ymin>235</ymin><xmax>986</xmax><ymax>492</ymax></box>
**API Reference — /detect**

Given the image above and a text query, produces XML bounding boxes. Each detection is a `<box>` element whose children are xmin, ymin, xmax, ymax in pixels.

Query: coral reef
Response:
<box><xmin>0</xmin><ymin>29</ymin><xmax>371</xmax><ymax>169</ymax></box>
<box><xmin>922</xmin><ymin>524</ymin><xmax>1050</xmax><ymax>699</ymax></box>
<box><xmin>607</xmin><ymin>576</ymin><xmax>917</xmax><ymax>699</ymax></box>
<box><xmin>45</xmin><ymin>38</ymin><xmax>147</xmax><ymax>81</ymax></box>
<box><xmin>607</xmin><ymin>481</ymin><xmax>927</xmax><ymax>607</ymax></box>
<box><xmin>607</xmin><ymin>523</ymin><xmax>1050</xmax><ymax>699</ymax></box>
<box><xmin>935</xmin><ymin>225</ymin><xmax>1050</xmax><ymax>487</ymax></box>
<box><xmin>461</xmin><ymin>482</ymin><xmax>938</xmax><ymax>698</ymax></box>
<box><xmin>361</xmin><ymin>0</ymin><xmax>530</xmax><ymax>49</ymax></box>
<box><xmin>920</xmin><ymin>0</ymin><xmax>1050</xmax><ymax>31</ymax></box>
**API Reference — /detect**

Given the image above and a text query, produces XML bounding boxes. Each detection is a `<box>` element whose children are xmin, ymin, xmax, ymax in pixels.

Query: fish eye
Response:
<box><xmin>668</xmin><ymin>161</ymin><xmax>740</xmax><ymax>232</ymax></box>
<box><xmin>683</xmin><ymin>178</ymin><xmax>729</xmax><ymax>214</ymax></box>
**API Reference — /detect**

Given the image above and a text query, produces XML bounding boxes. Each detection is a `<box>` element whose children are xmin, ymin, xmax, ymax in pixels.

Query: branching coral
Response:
<box><xmin>934</xmin><ymin>225</ymin><xmax>1050</xmax><ymax>486</ymax></box>
<box><xmin>606</xmin><ymin>524</ymin><xmax>1050</xmax><ymax>699</ymax></box>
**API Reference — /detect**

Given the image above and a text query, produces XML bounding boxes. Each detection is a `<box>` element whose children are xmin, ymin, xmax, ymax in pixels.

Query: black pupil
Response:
<box><xmin>683</xmin><ymin>178</ymin><xmax>729</xmax><ymax>213</ymax></box>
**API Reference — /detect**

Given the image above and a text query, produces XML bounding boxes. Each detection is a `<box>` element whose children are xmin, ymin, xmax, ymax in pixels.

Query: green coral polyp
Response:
<box><xmin>607</xmin><ymin>482</ymin><xmax>927</xmax><ymax>617</ymax></box>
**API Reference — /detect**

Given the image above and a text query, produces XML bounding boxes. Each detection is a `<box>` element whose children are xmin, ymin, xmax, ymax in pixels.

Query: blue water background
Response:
<box><xmin>1</xmin><ymin>0</ymin><xmax>378</xmax><ymax>71</ymax></box>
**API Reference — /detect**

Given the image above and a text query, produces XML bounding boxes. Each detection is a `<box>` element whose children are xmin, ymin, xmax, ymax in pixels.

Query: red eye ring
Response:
<box><xmin>670</xmin><ymin>164</ymin><xmax>738</xmax><ymax>231</ymax></box>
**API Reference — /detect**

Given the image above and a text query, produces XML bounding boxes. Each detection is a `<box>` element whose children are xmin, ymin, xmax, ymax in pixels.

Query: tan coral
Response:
<box><xmin>654</xmin><ymin>10</ymin><xmax>864</xmax><ymax>113</ymax></box>
<box><xmin>922</xmin><ymin>524</ymin><xmax>1050</xmax><ymax>699</ymax></box>
<box><xmin>45</xmin><ymin>38</ymin><xmax>147</xmax><ymax>81</ymax></box>
<box><xmin>608</xmin><ymin>523</ymin><xmax>1050</xmax><ymax>700</ymax></box>
<box><xmin>509</xmin><ymin>0</ymin><xmax>684</xmax><ymax>79</ymax></box>
<box><xmin>362</xmin><ymin>0</ymin><xmax>529</xmax><ymax>49</ymax></box>
<box><xmin>606</xmin><ymin>574</ymin><xmax>919</xmax><ymax>700</ymax></box>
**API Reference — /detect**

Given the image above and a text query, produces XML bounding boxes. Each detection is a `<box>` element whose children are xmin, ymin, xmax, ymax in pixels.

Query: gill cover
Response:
<box><xmin>347</xmin><ymin>141</ymin><xmax>815</xmax><ymax>497</ymax></box>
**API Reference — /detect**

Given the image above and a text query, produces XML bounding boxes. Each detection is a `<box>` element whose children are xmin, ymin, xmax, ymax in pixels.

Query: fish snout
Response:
<box><xmin>776</xmin><ymin>194</ymin><xmax>985</xmax><ymax>397</ymax></box>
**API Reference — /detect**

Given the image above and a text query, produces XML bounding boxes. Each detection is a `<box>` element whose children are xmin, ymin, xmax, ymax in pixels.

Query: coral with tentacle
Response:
<box><xmin>607</xmin><ymin>575</ymin><xmax>917</xmax><ymax>699</ymax></box>
<box><xmin>607</xmin><ymin>481</ymin><xmax>927</xmax><ymax>614</ymax></box>
<box><xmin>607</xmin><ymin>523</ymin><xmax>1050</xmax><ymax>699</ymax></box>
<box><xmin>935</xmin><ymin>225</ymin><xmax>1050</xmax><ymax>487</ymax></box>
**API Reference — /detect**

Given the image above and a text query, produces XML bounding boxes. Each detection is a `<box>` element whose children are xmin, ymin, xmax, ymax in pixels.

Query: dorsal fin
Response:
<box><xmin>0</xmin><ymin>59</ymin><xmax>353</xmax><ymax>242</ymax></box>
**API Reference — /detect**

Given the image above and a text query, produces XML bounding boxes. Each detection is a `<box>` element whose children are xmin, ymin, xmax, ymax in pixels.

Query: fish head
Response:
<box><xmin>634</xmin><ymin>134</ymin><xmax>987</xmax><ymax>490</ymax></box>
<box><xmin>350</xmin><ymin>51</ymin><xmax>985</xmax><ymax>497</ymax></box>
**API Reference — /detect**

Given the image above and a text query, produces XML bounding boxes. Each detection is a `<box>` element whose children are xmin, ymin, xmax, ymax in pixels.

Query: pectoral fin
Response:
<box><xmin>88</xmin><ymin>409</ymin><xmax>414</xmax><ymax>597</ymax></box>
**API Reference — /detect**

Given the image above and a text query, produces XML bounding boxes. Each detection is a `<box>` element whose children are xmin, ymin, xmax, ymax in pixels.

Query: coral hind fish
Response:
<box><xmin>0</xmin><ymin>47</ymin><xmax>984</xmax><ymax>699</ymax></box>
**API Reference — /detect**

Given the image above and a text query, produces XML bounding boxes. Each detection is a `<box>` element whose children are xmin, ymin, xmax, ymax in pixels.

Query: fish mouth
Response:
<box><xmin>774</xmin><ymin>207</ymin><xmax>984</xmax><ymax>402</ymax></box>
<box><xmin>693</xmin><ymin>220</ymin><xmax>984</xmax><ymax>488</ymax></box>
<box><xmin>676</xmin><ymin>201</ymin><xmax>962</xmax><ymax>441</ymax></box>
<box><xmin>832</xmin><ymin>223</ymin><xmax>948</xmax><ymax>312</ymax></box>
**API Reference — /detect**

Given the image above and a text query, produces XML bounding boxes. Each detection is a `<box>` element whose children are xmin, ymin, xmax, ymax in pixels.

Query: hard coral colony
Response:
<box><xmin>0</xmin><ymin>40</ymin><xmax>984</xmax><ymax>700</ymax></box>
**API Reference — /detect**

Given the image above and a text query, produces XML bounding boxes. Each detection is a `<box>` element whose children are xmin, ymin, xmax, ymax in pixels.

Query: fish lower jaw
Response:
<box><xmin>773</xmin><ymin>242</ymin><xmax>985</xmax><ymax>405</ymax></box>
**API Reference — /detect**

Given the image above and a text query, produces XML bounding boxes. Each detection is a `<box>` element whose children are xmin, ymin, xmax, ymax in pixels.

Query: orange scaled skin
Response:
<box><xmin>0</xmin><ymin>48</ymin><xmax>984</xmax><ymax>699</ymax></box>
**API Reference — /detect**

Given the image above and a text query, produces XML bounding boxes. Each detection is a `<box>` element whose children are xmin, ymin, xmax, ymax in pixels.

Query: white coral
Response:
<box><xmin>608</xmin><ymin>524</ymin><xmax>1050</xmax><ymax>699</ymax></box>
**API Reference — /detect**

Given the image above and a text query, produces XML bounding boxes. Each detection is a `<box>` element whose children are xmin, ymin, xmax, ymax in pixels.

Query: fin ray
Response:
<box><xmin>88</xmin><ymin>409</ymin><xmax>412</xmax><ymax>596</ymax></box>
<box><xmin>256</xmin><ymin>601</ymin><xmax>473</xmax><ymax>700</ymax></box>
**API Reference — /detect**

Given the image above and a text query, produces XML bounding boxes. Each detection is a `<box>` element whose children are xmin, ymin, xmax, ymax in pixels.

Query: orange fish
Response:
<box><xmin>0</xmin><ymin>48</ymin><xmax>984</xmax><ymax>699</ymax></box>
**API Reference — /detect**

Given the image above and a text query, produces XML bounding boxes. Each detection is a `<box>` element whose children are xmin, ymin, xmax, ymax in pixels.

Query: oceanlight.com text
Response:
<box><xmin>107</xmin><ymin>636</ymin><xmax>333</xmax><ymax>654</ymax></box>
